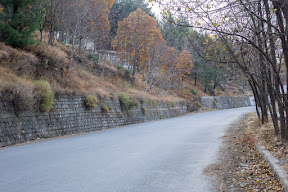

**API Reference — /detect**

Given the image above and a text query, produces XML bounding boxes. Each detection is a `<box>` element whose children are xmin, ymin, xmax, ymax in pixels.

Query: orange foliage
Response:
<box><xmin>87</xmin><ymin>0</ymin><xmax>114</xmax><ymax>49</ymax></box>
<box><xmin>113</xmin><ymin>8</ymin><xmax>165</xmax><ymax>73</ymax></box>
<box><xmin>174</xmin><ymin>50</ymin><xmax>193</xmax><ymax>77</ymax></box>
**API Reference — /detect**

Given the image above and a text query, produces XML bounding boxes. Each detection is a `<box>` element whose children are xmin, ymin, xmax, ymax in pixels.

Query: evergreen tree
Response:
<box><xmin>0</xmin><ymin>0</ymin><xmax>45</xmax><ymax>47</ymax></box>
<box><xmin>160</xmin><ymin>14</ymin><xmax>189</xmax><ymax>51</ymax></box>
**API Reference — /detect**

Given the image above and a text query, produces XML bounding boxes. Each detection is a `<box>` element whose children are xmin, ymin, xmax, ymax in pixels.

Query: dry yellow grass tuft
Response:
<box><xmin>0</xmin><ymin>66</ymin><xmax>34</xmax><ymax>91</ymax></box>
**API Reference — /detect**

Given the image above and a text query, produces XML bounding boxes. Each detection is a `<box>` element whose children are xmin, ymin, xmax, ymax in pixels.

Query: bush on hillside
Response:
<box><xmin>124</xmin><ymin>69</ymin><xmax>130</xmax><ymax>76</ymax></box>
<box><xmin>116</xmin><ymin>64</ymin><xmax>125</xmax><ymax>71</ymax></box>
<box><xmin>85</xmin><ymin>95</ymin><xmax>98</xmax><ymax>109</ymax></box>
<box><xmin>34</xmin><ymin>80</ymin><xmax>54</xmax><ymax>112</ymax></box>
<box><xmin>130</xmin><ymin>97</ymin><xmax>139</xmax><ymax>108</ymax></box>
<box><xmin>141</xmin><ymin>106</ymin><xmax>147</xmax><ymax>115</ymax></box>
<box><xmin>152</xmin><ymin>101</ymin><xmax>158</xmax><ymax>108</ymax></box>
<box><xmin>191</xmin><ymin>89</ymin><xmax>197</xmax><ymax>95</ymax></box>
<box><xmin>119</xmin><ymin>93</ymin><xmax>130</xmax><ymax>111</ymax></box>
<box><xmin>101</xmin><ymin>103</ymin><xmax>109</xmax><ymax>114</ymax></box>
<box><xmin>47</xmin><ymin>56</ymin><xmax>59</xmax><ymax>68</ymax></box>
<box><xmin>87</xmin><ymin>54</ymin><xmax>99</xmax><ymax>66</ymax></box>
<box><xmin>119</xmin><ymin>93</ymin><xmax>139</xmax><ymax>111</ymax></box>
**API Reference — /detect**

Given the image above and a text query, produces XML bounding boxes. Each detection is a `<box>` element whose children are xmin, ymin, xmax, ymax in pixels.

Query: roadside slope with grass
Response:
<box><xmin>0</xmin><ymin>40</ymin><xmax>187</xmax><ymax>112</ymax></box>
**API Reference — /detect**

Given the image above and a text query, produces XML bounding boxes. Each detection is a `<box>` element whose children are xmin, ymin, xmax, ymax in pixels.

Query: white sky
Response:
<box><xmin>147</xmin><ymin>1</ymin><xmax>163</xmax><ymax>19</ymax></box>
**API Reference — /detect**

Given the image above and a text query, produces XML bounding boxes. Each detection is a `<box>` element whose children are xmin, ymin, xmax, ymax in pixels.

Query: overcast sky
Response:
<box><xmin>148</xmin><ymin>1</ymin><xmax>162</xmax><ymax>19</ymax></box>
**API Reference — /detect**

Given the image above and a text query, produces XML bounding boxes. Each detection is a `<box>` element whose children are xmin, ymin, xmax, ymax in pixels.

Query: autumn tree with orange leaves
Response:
<box><xmin>112</xmin><ymin>8</ymin><xmax>165</xmax><ymax>82</ymax></box>
<box><xmin>89</xmin><ymin>0</ymin><xmax>114</xmax><ymax>50</ymax></box>
<box><xmin>157</xmin><ymin>48</ymin><xmax>193</xmax><ymax>94</ymax></box>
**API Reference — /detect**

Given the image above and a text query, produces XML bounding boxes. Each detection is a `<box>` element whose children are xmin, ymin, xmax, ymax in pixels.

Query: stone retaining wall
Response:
<box><xmin>0</xmin><ymin>94</ymin><xmax>253</xmax><ymax>147</ymax></box>
<box><xmin>199</xmin><ymin>96</ymin><xmax>252</xmax><ymax>109</ymax></box>
<box><xmin>0</xmin><ymin>95</ymin><xmax>188</xmax><ymax>147</ymax></box>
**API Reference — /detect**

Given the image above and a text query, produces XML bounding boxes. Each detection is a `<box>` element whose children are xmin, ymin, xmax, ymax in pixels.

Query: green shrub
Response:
<box><xmin>170</xmin><ymin>102</ymin><xmax>175</xmax><ymax>107</ymax></box>
<box><xmin>47</xmin><ymin>56</ymin><xmax>58</xmax><ymax>67</ymax></box>
<box><xmin>139</xmin><ymin>98</ymin><xmax>147</xmax><ymax>104</ymax></box>
<box><xmin>119</xmin><ymin>93</ymin><xmax>139</xmax><ymax>111</ymax></box>
<box><xmin>34</xmin><ymin>80</ymin><xmax>54</xmax><ymax>112</ymax></box>
<box><xmin>87</xmin><ymin>54</ymin><xmax>99</xmax><ymax>65</ymax></box>
<box><xmin>119</xmin><ymin>93</ymin><xmax>130</xmax><ymax>111</ymax></box>
<box><xmin>124</xmin><ymin>69</ymin><xmax>130</xmax><ymax>75</ymax></box>
<box><xmin>213</xmin><ymin>100</ymin><xmax>217</xmax><ymax>107</ymax></box>
<box><xmin>195</xmin><ymin>102</ymin><xmax>202</xmax><ymax>108</ymax></box>
<box><xmin>141</xmin><ymin>106</ymin><xmax>147</xmax><ymax>115</ymax></box>
<box><xmin>152</xmin><ymin>101</ymin><xmax>158</xmax><ymax>108</ymax></box>
<box><xmin>85</xmin><ymin>95</ymin><xmax>98</xmax><ymax>109</ymax></box>
<box><xmin>167</xmin><ymin>101</ymin><xmax>175</xmax><ymax>108</ymax></box>
<box><xmin>191</xmin><ymin>89</ymin><xmax>197</xmax><ymax>95</ymax></box>
<box><xmin>101</xmin><ymin>103</ymin><xmax>109</xmax><ymax>114</ymax></box>
<box><xmin>130</xmin><ymin>97</ymin><xmax>139</xmax><ymax>108</ymax></box>
<box><xmin>116</xmin><ymin>64</ymin><xmax>125</xmax><ymax>71</ymax></box>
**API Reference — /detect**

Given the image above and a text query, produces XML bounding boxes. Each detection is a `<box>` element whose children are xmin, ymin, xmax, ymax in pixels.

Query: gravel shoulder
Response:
<box><xmin>204</xmin><ymin>113</ymin><xmax>285</xmax><ymax>191</ymax></box>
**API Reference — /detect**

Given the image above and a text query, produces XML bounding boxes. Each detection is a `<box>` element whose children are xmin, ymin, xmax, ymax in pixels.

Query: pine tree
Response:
<box><xmin>0</xmin><ymin>0</ymin><xmax>45</xmax><ymax>47</ymax></box>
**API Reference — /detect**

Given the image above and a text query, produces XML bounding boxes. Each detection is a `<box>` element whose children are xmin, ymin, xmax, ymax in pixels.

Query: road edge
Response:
<box><xmin>256</xmin><ymin>144</ymin><xmax>288</xmax><ymax>192</ymax></box>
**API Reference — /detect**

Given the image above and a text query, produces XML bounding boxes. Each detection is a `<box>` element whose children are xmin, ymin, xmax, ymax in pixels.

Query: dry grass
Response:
<box><xmin>0</xmin><ymin>66</ymin><xmax>34</xmax><ymax>91</ymax></box>
<box><xmin>0</xmin><ymin>38</ymin><xmax>208</xmax><ymax>104</ymax></box>
<box><xmin>26</xmin><ymin>43</ymin><xmax>70</xmax><ymax>65</ymax></box>
<box><xmin>0</xmin><ymin>66</ymin><xmax>36</xmax><ymax>111</ymax></box>
<box><xmin>0</xmin><ymin>46</ymin><xmax>180</xmax><ymax>102</ymax></box>
<box><xmin>0</xmin><ymin>42</ymin><xmax>38</xmax><ymax>76</ymax></box>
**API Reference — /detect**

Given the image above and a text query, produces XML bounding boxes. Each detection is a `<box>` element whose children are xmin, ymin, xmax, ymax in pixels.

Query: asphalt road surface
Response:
<box><xmin>0</xmin><ymin>107</ymin><xmax>254</xmax><ymax>192</ymax></box>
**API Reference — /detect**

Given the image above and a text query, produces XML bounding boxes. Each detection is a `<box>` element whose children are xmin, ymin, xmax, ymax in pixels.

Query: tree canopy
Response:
<box><xmin>0</xmin><ymin>0</ymin><xmax>45</xmax><ymax>47</ymax></box>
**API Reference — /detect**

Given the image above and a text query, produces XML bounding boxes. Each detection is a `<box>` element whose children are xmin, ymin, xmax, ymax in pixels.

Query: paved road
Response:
<box><xmin>0</xmin><ymin>107</ymin><xmax>254</xmax><ymax>192</ymax></box>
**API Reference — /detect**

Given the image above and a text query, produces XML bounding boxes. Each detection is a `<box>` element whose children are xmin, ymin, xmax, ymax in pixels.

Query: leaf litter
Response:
<box><xmin>204</xmin><ymin>113</ymin><xmax>284</xmax><ymax>191</ymax></box>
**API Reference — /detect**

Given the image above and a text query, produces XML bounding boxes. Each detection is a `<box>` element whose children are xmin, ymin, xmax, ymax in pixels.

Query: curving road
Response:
<box><xmin>0</xmin><ymin>107</ymin><xmax>254</xmax><ymax>192</ymax></box>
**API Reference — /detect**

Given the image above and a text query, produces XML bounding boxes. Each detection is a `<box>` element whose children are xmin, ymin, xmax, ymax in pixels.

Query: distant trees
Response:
<box><xmin>155</xmin><ymin>0</ymin><xmax>288</xmax><ymax>140</ymax></box>
<box><xmin>159</xmin><ymin>14</ymin><xmax>189</xmax><ymax>51</ymax></box>
<box><xmin>39</xmin><ymin>0</ymin><xmax>114</xmax><ymax>53</ymax></box>
<box><xmin>113</xmin><ymin>8</ymin><xmax>194</xmax><ymax>94</ymax></box>
<box><xmin>0</xmin><ymin>0</ymin><xmax>197</xmax><ymax>96</ymax></box>
<box><xmin>0</xmin><ymin>0</ymin><xmax>45</xmax><ymax>47</ymax></box>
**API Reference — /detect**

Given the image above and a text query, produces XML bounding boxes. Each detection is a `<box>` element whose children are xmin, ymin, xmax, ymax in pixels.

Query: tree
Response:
<box><xmin>154</xmin><ymin>0</ymin><xmax>288</xmax><ymax>139</ymax></box>
<box><xmin>112</xmin><ymin>8</ymin><xmax>163</xmax><ymax>82</ymax></box>
<box><xmin>174</xmin><ymin>50</ymin><xmax>193</xmax><ymax>79</ymax></box>
<box><xmin>157</xmin><ymin>46</ymin><xmax>177</xmax><ymax>94</ymax></box>
<box><xmin>156</xmin><ymin>47</ymin><xmax>193</xmax><ymax>95</ymax></box>
<box><xmin>109</xmin><ymin>0</ymin><xmax>153</xmax><ymax>42</ymax></box>
<box><xmin>89</xmin><ymin>0</ymin><xmax>115</xmax><ymax>50</ymax></box>
<box><xmin>159</xmin><ymin>13</ymin><xmax>189</xmax><ymax>51</ymax></box>
<box><xmin>0</xmin><ymin>0</ymin><xmax>45</xmax><ymax>47</ymax></box>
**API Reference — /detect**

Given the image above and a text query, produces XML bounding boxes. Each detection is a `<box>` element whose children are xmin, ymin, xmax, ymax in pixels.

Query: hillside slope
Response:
<box><xmin>0</xmin><ymin>38</ymin><xmax>249</xmax><ymax>111</ymax></box>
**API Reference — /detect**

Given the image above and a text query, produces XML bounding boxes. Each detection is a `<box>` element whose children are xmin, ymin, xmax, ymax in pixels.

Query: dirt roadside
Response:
<box><xmin>204</xmin><ymin>113</ymin><xmax>285</xmax><ymax>191</ymax></box>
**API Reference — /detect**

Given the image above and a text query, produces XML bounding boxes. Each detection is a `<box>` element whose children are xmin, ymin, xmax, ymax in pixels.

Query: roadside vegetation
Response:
<box><xmin>0</xmin><ymin>0</ymin><xmax>248</xmax><ymax>114</ymax></box>
<box><xmin>155</xmin><ymin>0</ymin><xmax>288</xmax><ymax>141</ymax></box>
